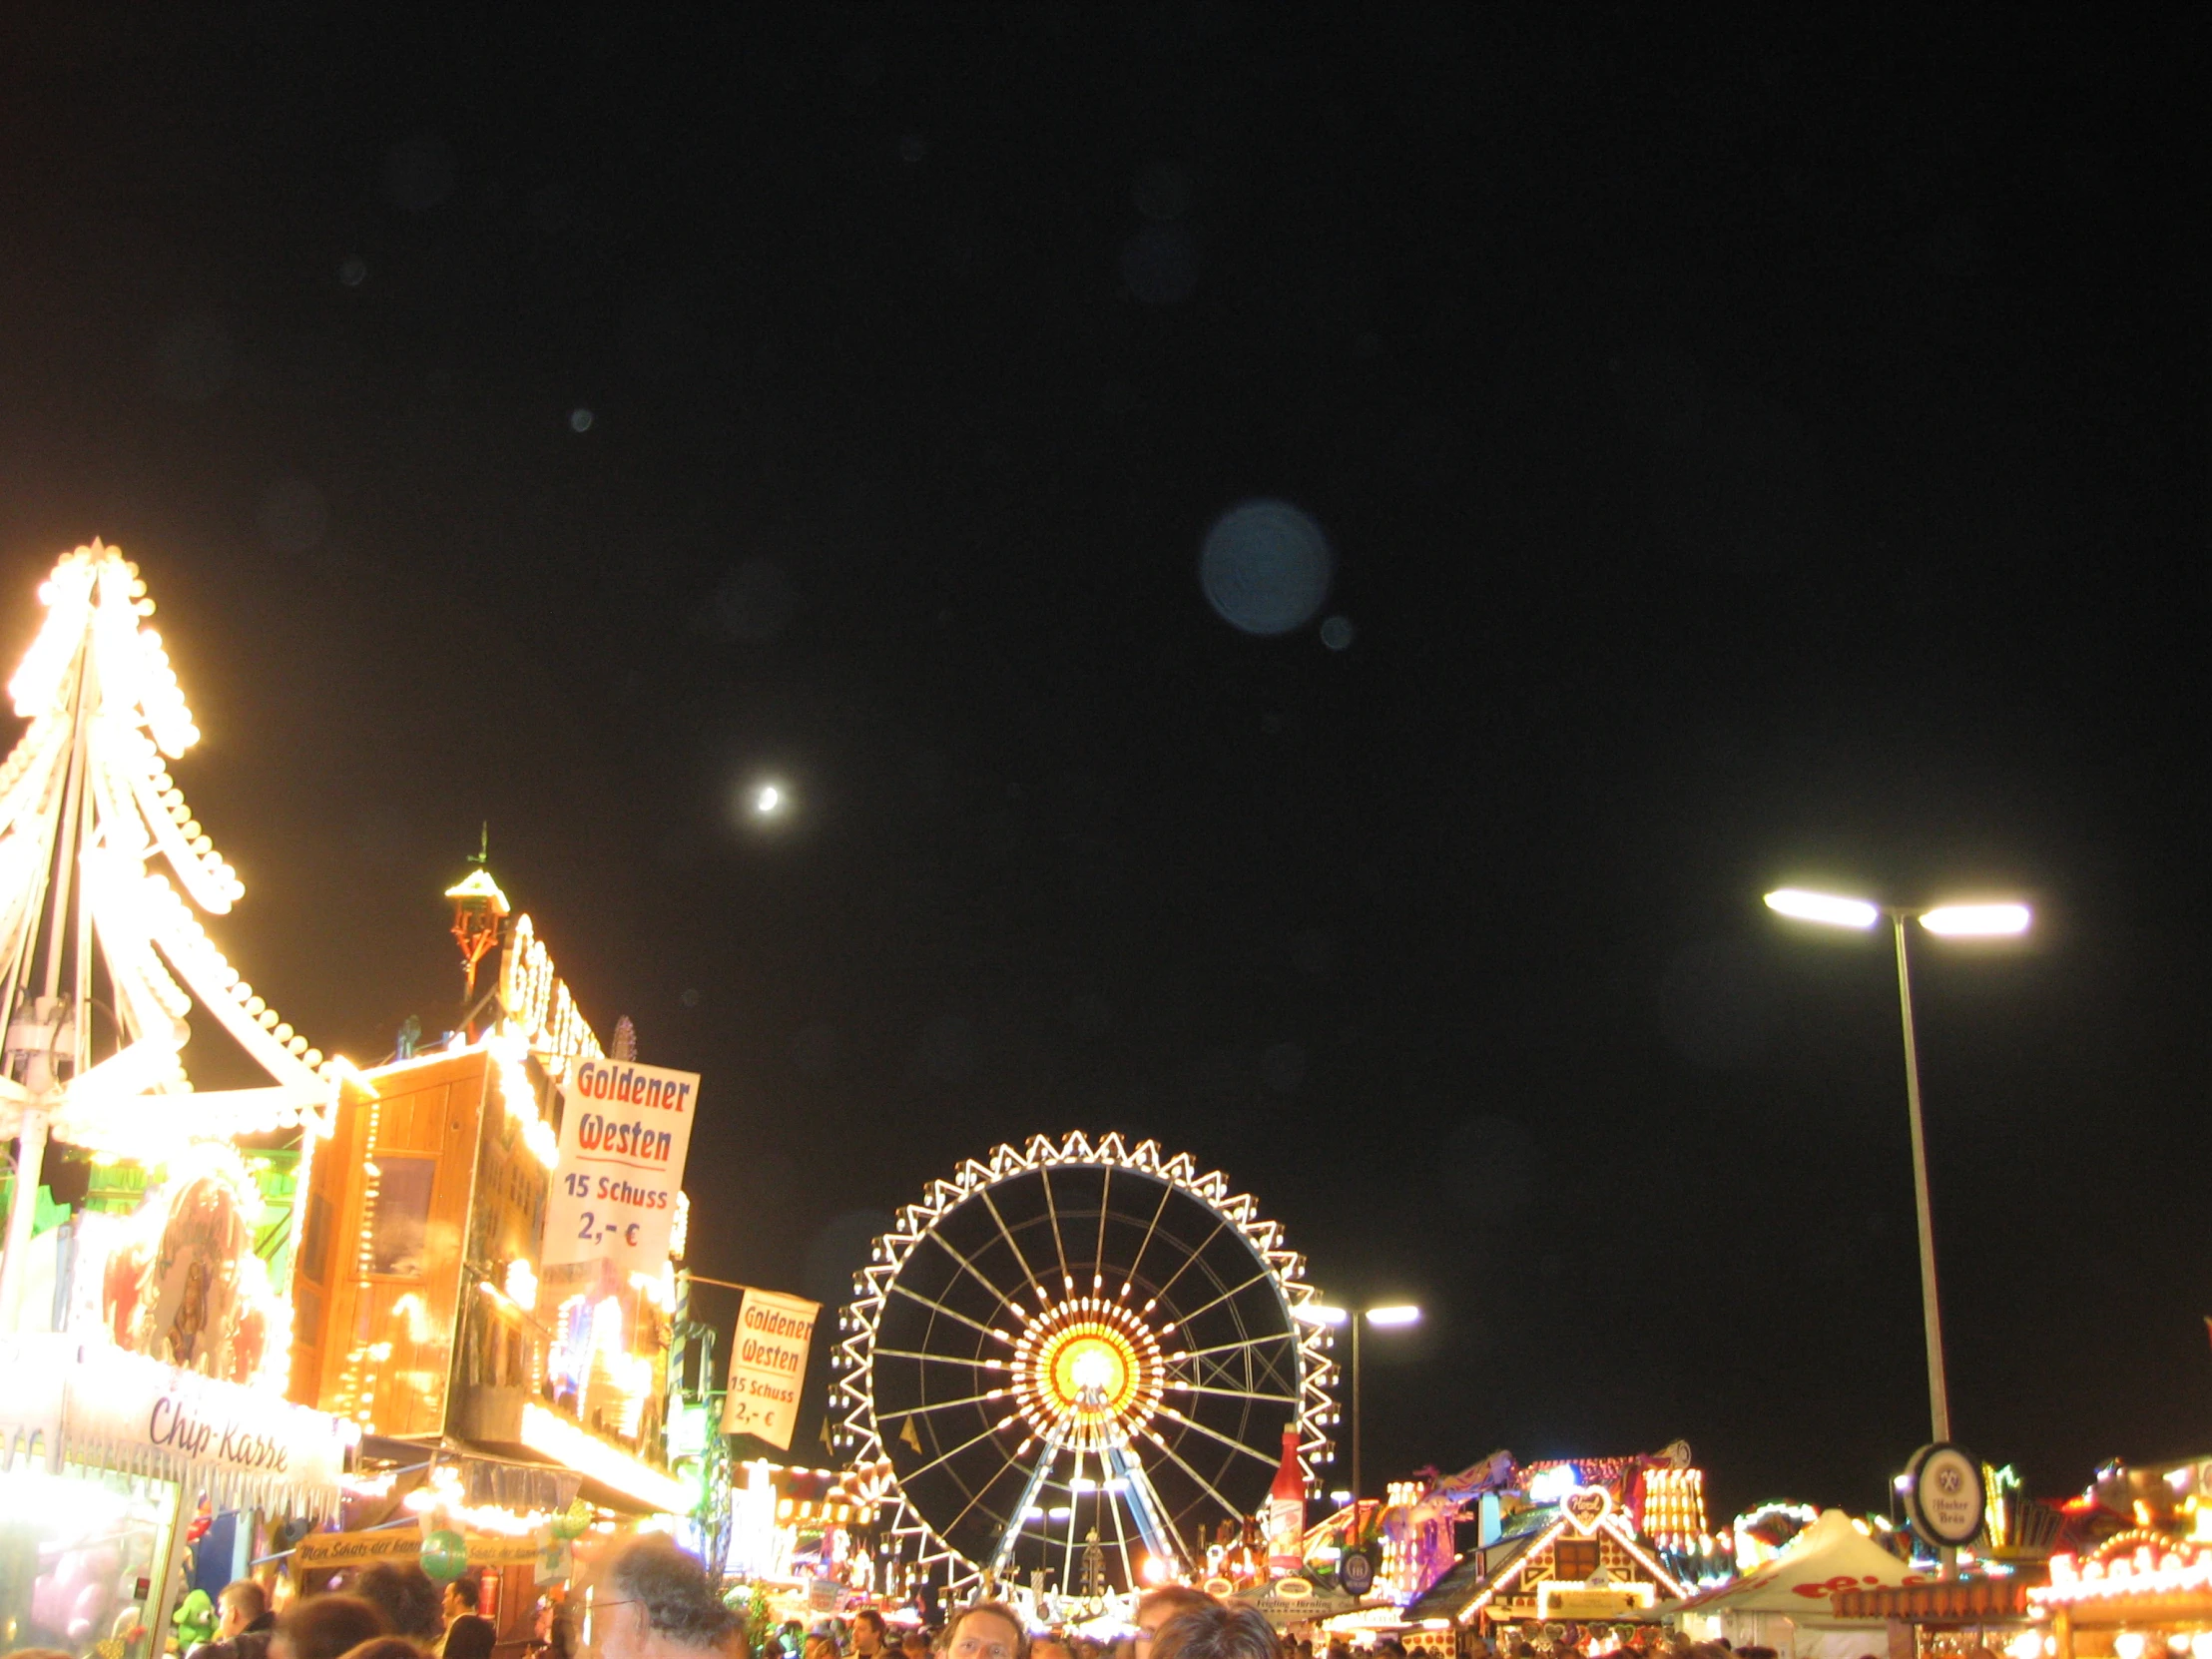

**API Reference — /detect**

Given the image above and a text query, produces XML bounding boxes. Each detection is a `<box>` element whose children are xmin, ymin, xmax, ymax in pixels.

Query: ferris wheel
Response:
<box><xmin>832</xmin><ymin>1133</ymin><xmax>1338</xmax><ymax>1597</ymax></box>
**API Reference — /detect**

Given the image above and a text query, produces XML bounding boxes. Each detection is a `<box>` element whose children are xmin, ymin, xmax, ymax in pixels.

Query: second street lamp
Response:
<box><xmin>1764</xmin><ymin>886</ymin><xmax>2030</xmax><ymax>1447</ymax></box>
<box><xmin>1303</xmin><ymin>1303</ymin><xmax>1421</xmax><ymax>1499</ymax></box>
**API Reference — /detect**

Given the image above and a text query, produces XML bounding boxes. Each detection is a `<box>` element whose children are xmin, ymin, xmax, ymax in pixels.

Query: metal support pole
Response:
<box><xmin>1350</xmin><ymin>1314</ymin><xmax>1363</xmax><ymax>1501</ymax></box>
<box><xmin>1892</xmin><ymin>912</ymin><xmax>1951</xmax><ymax>1446</ymax></box>
<box><xmin>0</xmin><ymin>1104</ymin><xmax>49</xmax><ymax>1329</ymax></box>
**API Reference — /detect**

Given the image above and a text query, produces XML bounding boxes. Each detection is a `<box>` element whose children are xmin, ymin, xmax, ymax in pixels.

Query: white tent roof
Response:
<box><xmin>1677</xmin><ymin>1509</ymin><xmax>1922</xmax><ymax>1619</ymax></box>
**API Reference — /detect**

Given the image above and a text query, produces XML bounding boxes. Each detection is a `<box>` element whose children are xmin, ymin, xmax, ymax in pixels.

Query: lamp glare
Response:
<box><xmin>1920</xmin><ymin>903</ymin><xmax>2030</xmax><ymax>937</ymax></box>
<box><xmin>1764</xmin><ymin>888</ymin><xmax>1881</xmax><ymax>929</ymax></box>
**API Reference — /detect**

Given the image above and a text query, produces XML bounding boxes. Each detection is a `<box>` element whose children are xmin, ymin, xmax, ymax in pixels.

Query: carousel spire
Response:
<box><xmin>0</xmin><ymin>544</ymin><xmax>341</xmax><ymax>1315</ymax></box>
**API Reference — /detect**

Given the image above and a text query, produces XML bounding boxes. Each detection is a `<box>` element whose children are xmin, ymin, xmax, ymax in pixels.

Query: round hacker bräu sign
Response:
<box><xmin>1904</xmin><ymin>1442</ymin><xmax>1985</xmax><ymax>1547</ymax></box>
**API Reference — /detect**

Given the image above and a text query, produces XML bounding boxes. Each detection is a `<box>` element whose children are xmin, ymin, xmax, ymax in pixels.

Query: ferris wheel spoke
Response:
<box><xmin>1165</xmin><ymin>1382</ymin><xmax>1300</xmax><ymax>1405</ymax></box>
<box><xmin>977</xmin><ymin>1184</ymin><xmax>1050</xmax><ymax>1304</ymax></box>
<box><xmin>922</xmin><ymin>1223</ymin><xmax>1031</xmax><ymax>1322</ymax></box>
<box><xmin>937</xmin><ymin>1450</ymin><xmax>1026</xmax><ymax>1544</ymax></box>
<box><xmin>1119</xmin><ymin>1171</ymin><xmax>1176</xmax><ymax>1297</ymax></box>
<box><xmin>1061</xmin><ymin>1445</ymin><xmax>1082</xmax><ymax>1590</ymax></box>
<box><xmin>870</xmin><ymin>1346</ymin><xmax>998</xmax><ymax>1369</ymax></box>
<box><xmin>889</xmin><ymin>1281</ymin><xmax>1012</xmax><ymax>1343</ymax></box>
<box><xmin>987</xmin><ymin>1441</ymin><xmax>1059</xmax><ymax>1573</ymax></box>
<box><xmin>1039</xmin><ymin>1162</ymin><xmax>1073</xmax><ymax>1291</ymax></box>
<box><xmin>1103</xmin><ymin>1463</ymin><xmax>1135</xmax><ymax>1588</ymax></box>
<box><xmin>1155</xmin><ymin>1403</ymin><xmax>1285</xmax><ymax>1469</ymax></box>
<box><xmin>898</xmin><ymin>1412</ymin><xmax>1022</xmax><ymax>1485</ymax></box>
<box><xmin>895</xmin><ymin>1387</ymin><xmax>1014</xmax><ymax>1419</ymax></box>
<box><xmin>1171</xmin><ymin>1332</ymin><xmax>1297</xmax><ymax>1364</ymax></box>
<box><xmin>1093</xmin><ymin>1162</ymin><xmax>1111</xmax><ymax>1290</ymax></box>
<box><xmin>1141</xmin><ymin>1424</ymin><xmax>1245</xmax><ymax>1520</ymax></box>
<box><xmin>1159</xmin><ymin>1265</ymin><xmax>1276</xmax><ymax>1333</ymax></box>
<box><xmin>1142</xmin><ymin>1214</ymin><xmax>1231</xmax><ymax>1309</ymax></box>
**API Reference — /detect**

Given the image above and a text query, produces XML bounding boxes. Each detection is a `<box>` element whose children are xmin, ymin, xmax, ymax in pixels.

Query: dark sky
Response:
<box><xmin>2</xmin><ymin>10</ymin><xmax>2205</xmax><ymax>1523</ymax></box>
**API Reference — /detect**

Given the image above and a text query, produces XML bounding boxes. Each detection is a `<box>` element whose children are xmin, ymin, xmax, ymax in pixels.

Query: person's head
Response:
<box><xmin>447</xmin><ymin>1617</ymin><xmax>499</xmax><ymax>1659</ymax></box>
<box><xmin>1030</xmin><ymin>1639</ymin><xmax>1073</xmax><ymax>1659</ymax></box>
<box><xmin>851</xmin><ymin>1613</ymin><xmax>888</xmax><ymax>1657</ymax></box>
<box><xmin>221</xmin><ymin>1580</ymin><xmax>273</xmax><ymax>1639</ymax></box>
<box><xmin>901</xmin><ymin>1631</ymin><xmax>931</xmax><ymax>1659</ymax></box>
<box><xmin>940</xmin><ymin>1604</ymin><xmax>1026</xmax><ymax>1659</ymax></box>
<box><xmin>444</xmin><ymin>1574</ymin><xmax>485</xmax><ymax>1624</ymax></box>
<box><xmin>592</xmin><ymin>1534</ymin><xmax>742</xmax><ymax>1659</ymax></box>
<box><xmin>355</xmin><ymin>1564</ymin><xmax>445</xmax><ymax>1642</ymax></box>
<box><xmin>1148</xmin><ymin>1606</ymin><xmax>1280</xmax><ymax>1659</ymax></box>
<box><xmin>273</xmin><ymin>1594</ymin><xmax>388</xmax><ymax>1659</ymax></box>
<box><xmin>1131</xmin><ymin>1590</ymin><xmax>1216</xmax><ymax>1659</ymax></box>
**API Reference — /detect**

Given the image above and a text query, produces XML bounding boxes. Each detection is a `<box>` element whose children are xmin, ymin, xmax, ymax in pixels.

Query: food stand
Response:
<box><xmin>2030</xmin><ymin>1538</ymin><xmax>2212</xmax><ymax>1659</ymax></box>
<box><xmin>1671</xmin><ymin>1509</ymin><xmax>1922</xmax><ymax>1659</ymax></box>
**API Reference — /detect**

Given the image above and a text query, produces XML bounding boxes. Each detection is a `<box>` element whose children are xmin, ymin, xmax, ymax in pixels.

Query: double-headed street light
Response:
<box><xmin>1764</xmin><ymin>887</ymin><xmax>2030</xmax><ymax>1446</ymax></box>
<box><xmin>1302</xmin><ymin>1303</ymin><xmax>1420</xmax><ymax>1499</ymax></box>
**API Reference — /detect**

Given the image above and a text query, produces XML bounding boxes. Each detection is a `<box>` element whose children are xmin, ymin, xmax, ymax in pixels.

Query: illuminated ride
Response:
<box><xmin>0</xmin><ymin>544</ymin><xmax>341</xmax><ymax>1345</ymax></box>
<box><xmin>832</xmin><ymin>1133</ymin><xmax>1338</xmax><ymax>1596</ymax></box>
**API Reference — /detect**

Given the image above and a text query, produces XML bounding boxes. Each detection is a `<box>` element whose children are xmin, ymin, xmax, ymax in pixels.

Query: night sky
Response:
<box><xmin>2</xmin><ymin>11</ymin><xmax>2205</xmax><ymax>1523</ymax></box>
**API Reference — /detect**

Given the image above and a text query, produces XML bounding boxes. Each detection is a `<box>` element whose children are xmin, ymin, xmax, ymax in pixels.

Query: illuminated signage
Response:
<box><xmin>541</xmin><ymin>1058</ymin><xmax>701</xmax><ymax>1277</ymax></box>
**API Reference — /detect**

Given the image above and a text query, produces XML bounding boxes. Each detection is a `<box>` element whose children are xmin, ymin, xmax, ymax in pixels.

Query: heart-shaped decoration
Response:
<box><xmin>1564</xmin><ymin>1486</ymin><xmax>1611</xmax><ymax>1533</ymax></box>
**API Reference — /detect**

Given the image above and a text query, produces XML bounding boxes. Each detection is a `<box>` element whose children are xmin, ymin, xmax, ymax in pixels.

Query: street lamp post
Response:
<box><xmin>1306</xmin><ymin>1303</ymin><xmax>1420</xmax><ymax>1499</ymax></box>
<box><xmin>1764</xmin><ymin>889</ymin><xmax>2029</xmax><ymax>1447</ymax></box>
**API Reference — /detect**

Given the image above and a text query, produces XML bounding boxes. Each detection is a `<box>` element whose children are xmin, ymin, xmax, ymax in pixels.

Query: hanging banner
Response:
<box><xmin>540</xmin><ymin>1058</ymin><xmax>701</xmax><ymax>1278</ymax></box>
<box><xmin>720</xmin><ymin>1288</ymin><xmax>820</xmax><ymax>1449</ymax></box>
<box><xmin>291</xmin><ymin>1530</ymin><xmax>542</xmax><ymax>1576</ymax></box>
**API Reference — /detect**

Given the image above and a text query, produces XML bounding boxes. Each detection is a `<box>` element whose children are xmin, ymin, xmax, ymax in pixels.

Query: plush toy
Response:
<box><xmin>32</xmin><ymin>1539</ymin><xmax>122</xmax><ymax>1642</ymax></box>
<box><xmin>173</xmin><ymin>1587</ymin><xmax>217</xmax><ymax>1654</ymax></box>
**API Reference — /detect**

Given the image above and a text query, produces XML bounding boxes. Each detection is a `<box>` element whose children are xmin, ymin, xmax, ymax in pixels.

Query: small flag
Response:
<box><xmin>900</xmin><ymin>1415</ymin><xmax>923</xmax><ymax>1452</ymax></box>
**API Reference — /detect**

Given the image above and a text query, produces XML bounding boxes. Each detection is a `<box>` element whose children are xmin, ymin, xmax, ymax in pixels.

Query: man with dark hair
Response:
<box><xmin>356</xmin><ymin>1562</ymin><xmax>446</xmax><ymax>1642</ymax></box>
<box><xmin>441</xmin><ymin>1572</ymin><xmax>496</xmax><ymax>1657</ymax></box>
<box><xmin>594</xmin><ymin>1534</ymin><xmax>743</xmax><ymax>1659</ymax></box>
<box><xmin>850</xmin><ymin>1611</ymin><xmax>889</xmax><ymax>1659</ymax></box>
<box><xmin>1131</xmin><ymin>1589</ymin><xmax>1215</xmax><ymax>1659</ymax></box>
<box><xmin>1148</xmin><ymin>1605</ymin><xmax>1279</xmax><ymax>1659</ymax></box>
<box><xmin>270</xmin><ymin>1594</ymin><xmax>386</xmax><ymax>1659</ymax></box>
<box><xmin>196</xmin><ymin>1580</ymin><xmax>276</xmax><ymax>1659</ymax></box>
<box><xmin>939</xmin><ymin>1603</ymin><xmax>1026</xmax><ymax>1659</ymax></box>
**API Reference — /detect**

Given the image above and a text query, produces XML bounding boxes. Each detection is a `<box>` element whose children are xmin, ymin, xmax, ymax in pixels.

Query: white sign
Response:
<box><xmin>0</xmin><ymin>1333</ymin><xmax>349</xmax><ymax>1512</ymax></box>
<box><xmin>541</xmin><ymin>1058</ymin><xmax>701</xmax><ymax>1276</ymax></box>
<box><xmin>721</xmin><ymin>1287</ymin><xmax>820</xmax><ymax>1449</ymax></box>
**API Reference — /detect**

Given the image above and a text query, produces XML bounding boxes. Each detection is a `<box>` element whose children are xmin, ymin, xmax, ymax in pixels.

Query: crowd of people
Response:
<box><xmin>743</xmin><ymin>1580</ymin><xmax>1293</xmax><ymax>1659</ymax></box>
<box><xmin>14</xmin><ymin>1538</ymin><xmax>1757</xmax><ymax>1659</ymax></box>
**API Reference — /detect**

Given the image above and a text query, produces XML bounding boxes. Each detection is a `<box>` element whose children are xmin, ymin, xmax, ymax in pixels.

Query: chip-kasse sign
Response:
<box><xmin>540</xmin><ymin>1058</ymin><xmax>701</xmax><ymax>1277</ymax></box>
<box><xmin>720</xmin><ymin>1287</ymin><xmax>820</xmax><ymax>1451</ymax></box>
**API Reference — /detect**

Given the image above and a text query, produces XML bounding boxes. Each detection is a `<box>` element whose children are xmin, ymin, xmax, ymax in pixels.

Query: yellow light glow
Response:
<box><xmin>0</xmin><ymin>544</ymin><xmax>337</xmax><ymax>1158</ymax></box>
<box><xmin>519</xmin><ymin>1403</ymin><xmax>689</xmax><ymax>1512</ymax></box>
<box><xmin>1008</xmin><ymin>1294</ymin><xmax>1164</xmax><ymax>1450</ymax></box>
